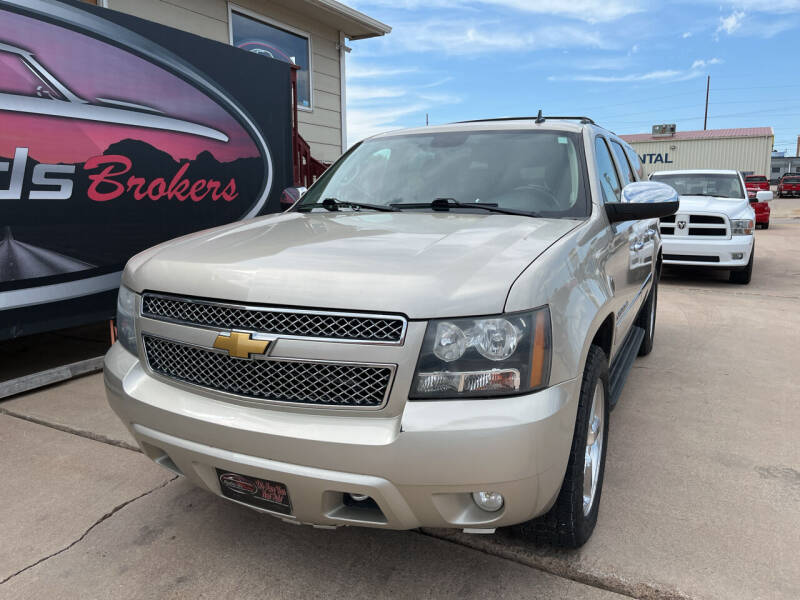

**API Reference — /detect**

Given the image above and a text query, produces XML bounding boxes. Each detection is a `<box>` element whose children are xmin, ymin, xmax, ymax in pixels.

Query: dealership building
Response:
<box><xmin>620</xmin><ymin>127</ymin><xmax>774</xmax><ymax>178</ymax></box>
<box><xmin>84</xmin><ymin>0</ymin><xmax>390</xmax><ymax>163</ymax></box>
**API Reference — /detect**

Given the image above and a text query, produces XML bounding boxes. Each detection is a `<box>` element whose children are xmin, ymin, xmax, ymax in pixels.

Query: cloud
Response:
<box><xmin>347</xmin><ymin>103</ymin><xmax>427</xmax><ymax>145</ymax></box>
<box><xmin>690</xmin><ymin>57</ymin><xmax>723</xmax><ymax>69</ymax></box>
<box><xmin>349</xmin><ymin>0</ymin><xmax>642</xmax><ymax>23</ymax></box>
<box><xmin>551</xmin><ymin>58</ymin><xmax>720</xmax><ymax>83</ymax></box>
<box><xmin>347</xmin><ymin>64</ymin><xmax>419</xmax><ymax>79</ymax></box>
<box><xmin>682</xmin><ymin>31</ymin><xmax>692</xmax><ymax>38</ymax></box>
<box><xmin>386</xmin><ymin>20</ymin><xmax>609</xmax><ymax>55</ymax></box>
<box><xmin>348</xmin><ymin>85</ymin><xmax>408</xmax><ymax>101</ymax></box>
<box><xmin>717</xmin><ymin>11</ymin><xmax>745</xmax><ymax>35</ymax></box>
<box><xmin>418</xmin><ymin>92</ymin><xmax>463</xmax><ymax>104</ymax></box>
<box><xmin>549</xmin><ymin>69</ymin><xmax>685</xmax><ymax>83</ymax></box>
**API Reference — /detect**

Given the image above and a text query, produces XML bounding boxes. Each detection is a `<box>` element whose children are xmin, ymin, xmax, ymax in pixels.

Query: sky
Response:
<box><xmin>344</xmin><ymin>0</ymin><xmax>800</xmax><ymax>154</ymax></box>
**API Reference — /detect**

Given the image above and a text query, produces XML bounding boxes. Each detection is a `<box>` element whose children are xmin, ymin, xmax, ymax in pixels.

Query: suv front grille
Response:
<box><xmin>143</xmin><ymin>336</ymin><xmax>393</xmax><ymax>408</ymax></box>
<box><xmin>142</xmin><ymin>294</ymin><xmax>406</xmax><ymax>344</ymax></box>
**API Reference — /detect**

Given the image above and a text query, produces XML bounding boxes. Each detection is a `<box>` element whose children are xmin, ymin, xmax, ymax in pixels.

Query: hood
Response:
<box><xmin>677</xmin><ymin>195</ymin><xmax>752</xmax><ymax>218</ymax></box>
<box><xmin>124</xmin><ymin>212</ymin><xmax>580</xmax><ymax>319</ymax></box>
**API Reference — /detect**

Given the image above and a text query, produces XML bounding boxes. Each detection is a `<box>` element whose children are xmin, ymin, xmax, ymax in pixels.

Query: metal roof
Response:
<box><xmin>620</xmin><ymin>127</ymin><xmax>773</xmax><ymax>144</ymax></box>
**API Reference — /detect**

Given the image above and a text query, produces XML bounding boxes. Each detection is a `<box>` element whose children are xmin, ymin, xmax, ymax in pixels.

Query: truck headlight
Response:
<box><xmin>116</xmin><ymin>285</ymin><xmax>139</xmax><ymax>355</ymax></box>
<box><xmin>731</xmin><ymin>219</ymin><xmax>754</xmax><ymax>235</ymax></box>
<box><xmin>411</xmin><ymin>307</ymin><xmax>551</xmax><ymax>399</ymax></box>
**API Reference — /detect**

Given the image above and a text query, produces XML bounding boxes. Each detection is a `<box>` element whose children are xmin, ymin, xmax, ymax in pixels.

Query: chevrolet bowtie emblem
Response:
<box><xmin>213</xmin><ymin>332</ymin><xmax>270</xmax><ymax>358</ymax></box>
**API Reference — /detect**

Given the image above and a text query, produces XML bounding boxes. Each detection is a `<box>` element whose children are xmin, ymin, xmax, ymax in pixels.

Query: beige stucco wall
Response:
<box><xmin>626</xmin><ymin>135</ymin><xmax>773</xmax><ymax>177</ymax></box>
<box><xmin>105</xmin><ymin>0</ymin><xmax>344</xmax><ymax>163</ymax></box>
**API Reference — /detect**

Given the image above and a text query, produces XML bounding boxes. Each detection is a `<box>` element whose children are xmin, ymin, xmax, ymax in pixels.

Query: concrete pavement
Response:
<box><xmin>1</xmin><ymin>223</ymin><xmax>798</xmax><ymax>599</ymax></box>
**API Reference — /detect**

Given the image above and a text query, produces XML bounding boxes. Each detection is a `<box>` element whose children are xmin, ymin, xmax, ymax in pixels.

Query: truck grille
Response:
<box><xmin>142</xmin><ymin>294</ymin><xmax>406</xmax><ymax>344</ymax></box>
<box><xmin>660</xmin><ymin>213</ymin><xmax>729</xmax><ymax>238</ymax></box>
<box><xmin>143</xmin><ymin>336</ymin><xmax>393</xmax><ymax>408</ymax></box>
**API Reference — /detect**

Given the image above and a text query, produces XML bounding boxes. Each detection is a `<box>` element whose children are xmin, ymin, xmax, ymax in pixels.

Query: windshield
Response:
<box><xmin>650</xmin><ymin>173</ymin><xmax>745</xmax><ymax>199</ymax></box>
<box><xmin>296</xmin><ymin>130</ymin><xmax>588</xmax><ymax>218</ymax></box>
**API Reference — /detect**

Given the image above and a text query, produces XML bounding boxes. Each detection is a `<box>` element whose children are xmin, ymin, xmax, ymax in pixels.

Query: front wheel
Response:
<box><xmin>729</xmin><ymin>249</ymin><xmax>754</xmax><ymax>284</ymax></box>
<box><xmin>516</xmin><ymin>346</ymin><xmax>609</xmax><ymax>548</ymax></box>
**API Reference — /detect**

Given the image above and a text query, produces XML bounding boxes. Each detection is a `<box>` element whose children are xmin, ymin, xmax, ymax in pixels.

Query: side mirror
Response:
<box><xmin>756</xmin><ymin>190</ymin><xmax>773</xmax><ymax>202</ymax></box>
<box><xmin>605</xmin><ymin>182</ymin><xmax>679</xmax><ymax>223</ymax></box>
<box><xmin>280</xmin><ymin>186</ymin><xmax>307</xmax><ymax>209</ymax></box>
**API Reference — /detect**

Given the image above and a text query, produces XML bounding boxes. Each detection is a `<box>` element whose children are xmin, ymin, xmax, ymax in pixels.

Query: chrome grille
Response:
<box><xmin>141</xmin><ymin>294</ymin><xmax>405</xmax><ymax>343</ymax></box>
<box><xmin>143</xmin><ymin>336</ymin><xmax>393</xmax><ymax>408</ymax></box>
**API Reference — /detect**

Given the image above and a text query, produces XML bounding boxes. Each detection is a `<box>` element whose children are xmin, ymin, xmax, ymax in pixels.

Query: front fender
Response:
<box><xmin>505</xmin><ymin>217</ymin><xmax>617</xmax><ymax>386</ymax></box>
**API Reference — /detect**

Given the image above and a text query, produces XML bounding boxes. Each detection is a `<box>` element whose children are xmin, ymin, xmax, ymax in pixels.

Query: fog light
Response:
<box><xmin>472</xmin><ymin>491</ymin><xmax>504</xmax><ymax>512</ymax></box>
<box><xmin>349</xmin><ymin>493</ymin><xmax>370</xmax><ymax>502</ymax></box>
<box><xmin>732</xmin><ymin>252</ymin><xmax>744</xmax><ymax>260</ymax></box>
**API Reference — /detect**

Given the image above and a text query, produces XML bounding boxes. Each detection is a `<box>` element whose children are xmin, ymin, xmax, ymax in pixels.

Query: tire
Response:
<box><xmin>762</xmin><ymin>221</ymin><xmax>769</xmax><ymax>230</ymax></box>
<box><xmin>516</xmin><ymin>346</ymin><xmax>609</xmax><ymax>548</ymax></box>
<box><xmin>729</xmin><ymin>249</ymin><xmax>753</xmax><ymax>284</ymax></box>
<box><xmin>636</xmin><ymin>278</ymin><xmax>657</xmax><ymax>356</ymax></box>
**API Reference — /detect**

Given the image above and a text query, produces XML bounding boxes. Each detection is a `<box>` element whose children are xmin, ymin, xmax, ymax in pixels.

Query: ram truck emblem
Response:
<box><xmin>677</xmin><ymin>220</ymin><xmax>687</xmax><ymax>230</ymax></box>
<box><xmin>213</xmin><ymin>332</ymin><xmax>271</xmax><ymax>358</ymax></box>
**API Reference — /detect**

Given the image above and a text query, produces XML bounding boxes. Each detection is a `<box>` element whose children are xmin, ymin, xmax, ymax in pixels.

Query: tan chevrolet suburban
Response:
<box><xmin>105</xmin><ymin>114</ymin><xmax>678</xmax><ymax>547</ymax></box>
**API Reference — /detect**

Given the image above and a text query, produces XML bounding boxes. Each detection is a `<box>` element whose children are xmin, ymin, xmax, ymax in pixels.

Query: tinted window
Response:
<box><xmin>595</xmin><ymin>138</ymin><xmax>622</xmax><ymax>203</ymax></box>
<box><xmin>745</xmin><ymin>176</ymin><xmax>767</xmax><ymax>182</ymax></box>
<box><xmin>625</xmin><ymin>146</ymin><xmax>643</xmax><ymax>179</ymax></box>
<box><xmin>610</xmin><ymin>141</ymin><xmax>635</xmax><ymax>185</ymax></box>
<box><xmin>298</xmin><ymin>130</ymin><xmax>589</xmax><ymax>218</ymax></box>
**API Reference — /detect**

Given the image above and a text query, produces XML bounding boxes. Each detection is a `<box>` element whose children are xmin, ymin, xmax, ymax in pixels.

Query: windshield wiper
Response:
<box><xmin>297</xmin><ymin>197</ymin><xmax>398</xmax><ymax>212</ymax></box>
<box><xmin>391</xmin><ymin>197</ymin><xmax>540</xmax><ymax>217</ymax></box>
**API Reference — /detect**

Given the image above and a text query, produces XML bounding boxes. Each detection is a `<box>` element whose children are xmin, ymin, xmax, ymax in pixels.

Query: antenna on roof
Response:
<box><xmin>535</xmin><ymin>109</ymin><xmax>545</xmax><ymax>124</ymax></box>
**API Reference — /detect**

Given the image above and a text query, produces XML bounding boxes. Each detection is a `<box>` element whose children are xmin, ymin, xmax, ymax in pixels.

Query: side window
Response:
<box><xmin>625</xmin><ymin>146</ymin><xmax>644</xmax><ymax>180</ymax></box>
<box><xmin>594</xmin><ymin>138</ymin><xmax>622</xmax><ymax>203</ymax></box>
<box><xmin>610</xmin><ymin>141</ymin><xmax>635</xmax><ymax>186</ymax></box>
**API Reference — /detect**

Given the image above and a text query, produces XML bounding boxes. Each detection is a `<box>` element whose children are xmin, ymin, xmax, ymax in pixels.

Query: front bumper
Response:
<box><xmin>104</xmin><ymin>343</ymin><xmax>579</xmax><ymax>530</ymax></box>
<box><xmin>662</xmin><ymin>235</ymin><xmax>753</xmax><ymax>268</ymax></box>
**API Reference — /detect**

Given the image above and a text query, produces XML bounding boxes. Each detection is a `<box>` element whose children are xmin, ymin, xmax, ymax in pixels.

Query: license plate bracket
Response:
<box><xmin>215</xmin><ymin>468</ymin><xmax>292</xmax><ymax>514</ymax></box>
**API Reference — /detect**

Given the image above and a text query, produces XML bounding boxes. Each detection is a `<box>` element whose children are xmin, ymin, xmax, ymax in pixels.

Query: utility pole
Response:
<box><xmin>426</xmin><ymin>113</ymin><xmax>429</xmax><ymax>126</ymax></box>
<box><xmin>703</xmin><ymin>76</ymin><xmax>710</xmax><ymax>131</ymax></box>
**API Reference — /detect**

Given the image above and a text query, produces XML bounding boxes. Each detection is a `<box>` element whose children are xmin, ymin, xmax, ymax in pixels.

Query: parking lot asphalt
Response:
<box><xmin>1</xmin><ymin>219</ymin><xmax>798</xmax><ymax>600</ymax></box>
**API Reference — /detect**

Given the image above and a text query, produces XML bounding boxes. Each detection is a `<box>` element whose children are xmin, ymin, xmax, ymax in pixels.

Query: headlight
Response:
<box><xmin>410</xmin><ymin>307</ymin><xmax>551</xmax><ymax>399</ymax></box>
<box><xmin>116</xmin><ymin>285</ymin><xmax>138</xmax><ymax>355</ymax></box>
<box><xmin>731</xmin><ymin>219</ymin><xmax>754</xmax><ymax>235</ymax></box>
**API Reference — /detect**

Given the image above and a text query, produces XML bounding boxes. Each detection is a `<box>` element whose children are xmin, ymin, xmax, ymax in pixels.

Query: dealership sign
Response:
<box><xmin>639</xmin><ymin>152</ymin><xmax>674</xmax><ymax>164</ymax></box>
<box><xmin>0</xmin><ymin>0</ymin><xmax>292</xmax><ymax>339</ymax></box>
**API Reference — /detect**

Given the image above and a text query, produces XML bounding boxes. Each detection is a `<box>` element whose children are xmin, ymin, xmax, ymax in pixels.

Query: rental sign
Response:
<box><xmin>638</xmin><ymin>152</ymin><xmax>674</xmax><ymax>165</ymax></box>
<box><xmin>0</xmin><ymin>0</ymin><xmax>293</xmax><ymax>339</ymax></box>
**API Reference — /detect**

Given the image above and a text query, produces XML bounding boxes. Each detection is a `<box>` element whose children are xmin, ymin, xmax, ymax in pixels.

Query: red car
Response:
<box><xmin>777</xmin><ymin>174</ymin><xmax>800</xmax><ymax>198</ymax></box>
<box><xmin>744</xmin><ymin>175</ymin><xmax>771</xmax><ymax>228</ymax></box>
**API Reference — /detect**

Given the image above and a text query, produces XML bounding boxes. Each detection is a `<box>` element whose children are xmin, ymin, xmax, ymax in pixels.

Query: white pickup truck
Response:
<box><xmin>649</xmin><ymin>169</ymin><xmax>766</xmax><ymax>284</ymax></box>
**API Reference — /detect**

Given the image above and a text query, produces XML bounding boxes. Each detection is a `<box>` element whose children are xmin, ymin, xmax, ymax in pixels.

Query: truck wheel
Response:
<box><xmin>729</xmin><ymin>250</ymin><xmax>753</xmax><ymax>285</ymax></box>
<box><xmin>762</xmin><ymin>221</ymin><xmax>769</xmax><ymax>230</ymax></box>
<box><xmin>636</xmin><ymin>279</ymin><xmax>657</xmax><ymax>357</ymax></box>
<box><xmin>516</xmin><ymin>345</ymin><xmax>609</xmax><ymax>548</ymax></box>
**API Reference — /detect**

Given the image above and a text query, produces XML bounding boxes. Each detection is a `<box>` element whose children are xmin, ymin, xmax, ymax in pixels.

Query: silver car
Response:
<box><xmin>104</xmin><ymin>115</ymin><xmax>677</xmax><ymax>547</ymax></box>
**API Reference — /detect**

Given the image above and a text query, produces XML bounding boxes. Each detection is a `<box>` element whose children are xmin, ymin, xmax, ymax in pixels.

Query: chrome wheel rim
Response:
<box><xmin>583</xmin><ymin>381</ymin><xmax>605</xmax><ymax>516</ymax></box>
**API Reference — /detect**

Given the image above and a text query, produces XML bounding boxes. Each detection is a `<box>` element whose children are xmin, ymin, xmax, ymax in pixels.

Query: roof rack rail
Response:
<box><xmin>455</xmin><ymin>113</ymin><xmax>596</xmax><ymax>125</ymax></box>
